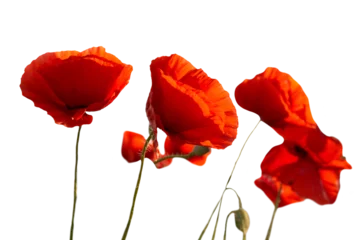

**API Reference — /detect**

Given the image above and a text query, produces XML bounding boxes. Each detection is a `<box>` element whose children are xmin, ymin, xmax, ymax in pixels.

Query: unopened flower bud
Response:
<box><xmin>234</xmin><ymin>208</ymin><xmax>250</xmax><ymax>235</ymax></box>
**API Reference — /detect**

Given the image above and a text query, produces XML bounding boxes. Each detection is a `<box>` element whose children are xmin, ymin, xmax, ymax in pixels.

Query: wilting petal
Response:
<box><xmin>164</xmin><ymin>136</ymin><xmax>211</xmax><ymax>166</ymax></box>
<box><xmin>255</xmin><ymin>175</ymin><xmax>304</xmax><ymax>207</ymax></box>
<box><xmin>147</xmin><ymin>54</ymin><xmax>238</xmax><ymax>149</ymax></box>
<box><xmin>21</xmin><ymin>46</ymin><xmax>132</xmax><ymax>127</ymax></box>
<box><xmin>121</xmin><ymin>131</ymin><xmax>155</xmax><ymax>163</ymax></box>
<box><xmin>235</xmin><ymin>67</ymin><xmax>316</xmax><ymax>134</ymax></box>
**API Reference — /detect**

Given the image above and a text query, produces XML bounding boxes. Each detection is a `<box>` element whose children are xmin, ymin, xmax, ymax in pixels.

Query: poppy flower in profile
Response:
<box><xmin>20</xmin><ymin>46</ymin><xmax>133</xmax><ymax>127</ymax></box>
<box><xmin>120</xmin><ymin>128</ymin><xmax>161</xmax><ymax>165</ymax></box>
<box><xmin>146</xmin><ymin>54</ymin><xmax>238</xmax><ymax>149</ymax></box>
<box><xmin>234</xmin><ymin>66</ymin><xmax>344</xmax><ymax>164</ymax></box>
<box><xmin>255</xmin><ymin>136</ymin><xmax>351</xmax><ymax>207</ymax></box>
<box><xmin>155</xmin><ymin>136</ymin><xmax>212</xmax><ymax>169</ymax></box>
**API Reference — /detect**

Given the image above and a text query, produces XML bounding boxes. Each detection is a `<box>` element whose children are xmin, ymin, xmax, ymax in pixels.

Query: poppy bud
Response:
<box><xmin>190</xmin><ymin>145</ymin><xmax>210</xmax><ymax>157</ymax></box>
<box><xmin>234</xmin><ymin>208</ymin><xmax>250</xmax><ymax>235</ymax></box>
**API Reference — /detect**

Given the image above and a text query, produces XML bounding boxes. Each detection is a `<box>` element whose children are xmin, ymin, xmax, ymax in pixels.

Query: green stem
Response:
<box><xmin>225</xmin><ymin>120</ymin><xmax>261</xmax><ymax>186</ymax></box>
<box><xmin>222</xmin><ymin>209</ymin><xmax>233</xmax><ymax>240</ymax></box>
<box><xmin>265</xmin><ymin>184</ymin><xmax>282</xmax><ymax>240</ymax></box>
<box><xmin>70</xmin><ymin>126</ymin><xmax>82</xmax><ymax>240</ymax></box>
<box><xmin>196</xmin><ymin>120</ymin><xmax>262</xmax><ymax>240</ymax></box>
<box><xmin>154</xmin><ymin>153</ymin><xmax>191</xmax><ymax>164</ymax></box>
<box><xmin>121</xmin><ymin>133</ymin><xmax>153</xmax><ymax>240</ymax></box>
<box><xmin>211</xmin><ymin>195</ymin><xmax>224</xmax><ymax>240</ymax></box>
<box><xmin>226</xmin><ymin>187</ymin><xmax>242</xmax><ymax>209</ymax></box>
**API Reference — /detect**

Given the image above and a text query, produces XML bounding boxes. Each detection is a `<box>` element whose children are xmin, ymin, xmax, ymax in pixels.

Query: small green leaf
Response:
<box><xmin>234</xmin><ymin>208</ymin><xmax>250</xmax><ymax>235</ymax></box>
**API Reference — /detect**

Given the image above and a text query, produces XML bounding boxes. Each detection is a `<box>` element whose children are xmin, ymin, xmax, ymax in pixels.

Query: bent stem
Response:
<box><xmin>70</xmin><ymin>125</ymin><xmax>82</xmax><ymax>240</ymax></box>
<box><xmin>265</xmin><ymin>184</ymin><xmax>282</xmax><ymax>240</ymax></box>
<box><xmin>222</xmin><ymin>209</ymin><xmax>233</xmax><ymax>240</ymax></box>
<box><xmin>121</xmin><ymin>133</ymin><xmax>153</xmax><ymax>240</ymax></box>
<box><xmin>152</xmin><ymin>154</ymin><xmax>191</xmax><ymax>165</ymax></box>
<box><xmin>196</xmin><ymin>120</ymin><xmax>262</xmax><ymax>240</ymax></box>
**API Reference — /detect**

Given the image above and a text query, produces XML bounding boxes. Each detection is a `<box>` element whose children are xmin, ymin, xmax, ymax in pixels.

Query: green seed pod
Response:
<box><xmin>234</xmin><ymin>208</ymin><xmax>250</xmax><ymax>235</ymax></box>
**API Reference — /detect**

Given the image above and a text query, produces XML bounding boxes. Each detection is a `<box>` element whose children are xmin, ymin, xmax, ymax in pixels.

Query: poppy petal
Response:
<box><xmin>292</xmin><ymin>161</ymin><xmax>341</xmax><ymax>207</ymax></box>
<box><xmin>121</xmin><ymin>131</ymin><xmax>155</xmax><ymax>163</ymax></box>
<box><xmin>252</xmin><ymin>174</ymin><xmax>305</xmax><ymax>210</ymax></box>
<box><xmin>164</xmin><ymin>136</ymin><xmax>211</xmax><ymax>166</ymax></box>
<box><xmin>147</xmin><ymin>54</ymin><xmax>238</xmax><ymax>149</ymax></box>
<box><xmin>36</xmin><ymin>45</ymin><xmax>134</xmax><ymax>108</ymax></box>
<box><xmin>279</xmin><ymin>125</ymin><xmax>344</xmax><ymax>166</ymax></box>
<box><xmin>259</xmin><ymin>140</ymin><xmax>299</xmax><ymax>176</ymax></box>
<box><xmin>235</xmin><ymin>67</ymin><xmax>316</xmax><ymax>133</ymax></box>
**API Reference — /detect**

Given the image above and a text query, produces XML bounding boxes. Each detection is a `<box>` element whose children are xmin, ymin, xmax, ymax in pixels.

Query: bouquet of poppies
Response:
<box><xmin>20</xmin><ymin>46</ymin><xmax>351</xmax><ymax>240</ymax></box>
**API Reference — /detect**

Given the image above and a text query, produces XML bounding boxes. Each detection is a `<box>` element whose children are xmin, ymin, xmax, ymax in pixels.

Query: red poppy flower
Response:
<box><xmin>20</xmin><ymin>46</ymin><xmax>133</xmax><ymax>127</ymax></box>
<box><xmin>146</xmin><ymin>54</ymin><xmax>238</xmax><ymax>149</ymax></box>
<box><xmin>158</xmin><ymin>136</ymin><xmax>212</xmax><ymax>168</ymax></box>
<box><xmin>120</xmin><ymin>128</ymin><xmax>161</xmax><ymax>164</ymax></box>
<box><xmin>234</xmin><ymin>66</ymin><xmax>344</xmax><ymax>164</ymax></box>
<box><xmin>255</xmin><ymin>137</ymin><xmax>351</xmax><ymax>207</ymax></box>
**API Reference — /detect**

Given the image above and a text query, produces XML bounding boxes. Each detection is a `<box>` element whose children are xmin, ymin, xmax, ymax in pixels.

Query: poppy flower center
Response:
<box><xmin>292</xmin><ymin>145</ymin><xmax>307</xmax><ymax>158</ymax></box>
<box><xmin>66</xmin><ymin>104</ymin><xmax>88</xmax><ymax>110</ymax></box>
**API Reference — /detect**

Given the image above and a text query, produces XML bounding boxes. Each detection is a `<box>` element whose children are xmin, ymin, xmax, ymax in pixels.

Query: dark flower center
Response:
<box><xmin>293</xmin><ymin>145</ymin><xmax>307</xmax><ymax>158</ymax></box>
<box><xmin>66</xmin><ymin>104</ymin><xmax>88</xmax><ymax>110</ymax></box>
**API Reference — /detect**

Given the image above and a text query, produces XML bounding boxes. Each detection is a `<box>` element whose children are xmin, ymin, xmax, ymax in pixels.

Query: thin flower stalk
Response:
<box><xmin>264</xmin><ymin>185</ymin><xmax>282</xmax><ymax>240</ymax></box>
<box><xmin>121</xmin><ymin>131</ymin><xmax>153</xmax><ymax>240</ymax></box>
<box><xmin>196</xmin><ymin>120</ymin><xmax>262</xmax><ymax>240</ymax></box>
<box><xmin>69</xmin><ymin>126</ymin><xmax>82</xmax><ymax>240</ymax></box>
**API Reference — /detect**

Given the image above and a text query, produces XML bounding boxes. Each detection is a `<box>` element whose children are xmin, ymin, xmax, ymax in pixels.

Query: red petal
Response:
<box><xmin>121</xmin><ymin>131</ymin><xmax>155</xmax><ymax>163</ymax></box>
<box><xmin>147</xmin><ymin>54</ymin><xmax>238</xmax><ymax>149</ymax></box>
<box><xmin>292</xmin><ymin>161</ymin><xmax>342</xmax><ymax>207</ymax></box>
<box><xmin>164</xmin><ymin>136</ymin><xmax>211</xmax><ymax>166</ymax></box>
<box><xmin>259</xmin><ymin>140</ymin><xmax>299</xmax><ymax>176</ymax></box>
<box><xmin>20</xmin><ymin>46</ymin><xmax>132</xmax><ymax>127</ymax></box>
<box><xmin>255</xmin><ymin>175</ymin><xmax>304</xmax><ymax>208</ymax></box>
<box><xmin>274</xmin><ymin>125</ymin><xmax>344</xmax><ymax>166</ymax></box>
<box><xmin>235</xmin><ymin>67</ymin><xmax>316</xmax><ymax>133</ymax></box>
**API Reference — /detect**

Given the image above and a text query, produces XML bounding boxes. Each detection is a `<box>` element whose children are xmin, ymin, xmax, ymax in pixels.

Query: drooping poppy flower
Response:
<box><xmin>234</xmin><ymin>66</ymin><xmax>343</xmax><ymax>164</ymax></box>
<box><xmin>255</xmin><ymin>137</ymin><xmax>351</xmax><ymax>207</ymax></box>
<box><xmin>146</xmin><ymin>54</ymin><xmax>238</xmax><ymax>149</ymax></box>
<box><xmin>155</xmin><ymin>136</ymin><xmax>212</xmax><ymax>169</ymax></box>
<box><xmin>120</xmin><ymin>128</ymin><xmax>161</xmax><ymax>165</ymax></box>
<box><xmin>20</xmin><ymin>46</ymin><xmax>133</xmax><ymax>127</ymax></box>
